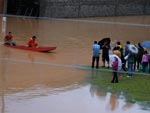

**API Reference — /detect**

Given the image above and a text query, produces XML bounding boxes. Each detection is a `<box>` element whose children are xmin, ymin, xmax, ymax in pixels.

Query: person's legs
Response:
<box><xmin>102</xmin><ymin>55</ymin><xmax>105</xmax><ymax>67</ymax></box>
<box><xmin>121</xmin><ymin>58</ymin><xmax>126</xmax><ymax>71</ymax></box>
<box><xmin>142</xmin><ymin>62</ymin><xmax>146</xmax><ymax>72</ymax></box>
<box><xmin>107</xmin><ymin>61</ymin><xmax>110</xmax><ymax>68</ymax></box>
<box><xmin>134</xmin><ymin>60</ymin><xmax>137</xmax><ymax>71</ymax></box>
<box><xmin>122</xmin><ymin>63</ymin><xmax>126</xmax><ymax>71</ymax></box>
<box><xmin>145</xmin><ymin>62</ymin><xmax>148</xmax><ymax>73</ymax></box>
<box><xmin>5</xmin><ymin>41</ymin><xmax>11</xmax><ymax>45</ymax></box>
<box><xmin>143</xmin><ymin>62</ymin><xmax>149</xmax><ymax>73</ymax></box>
<box><xmin>106</xmin><ymin>55</ymin><xmax>110</xmax><ymax>68</ymax></box>
<box><xmin>111</xmin><ymin>71</ymin><xmax>115</xmax><ymax>83</ymax></box>
<box><xmin>128</xmin><ymin>63</ymin><xmax>133</xmax><ymax>76</ymax></box>
<box><xmin>124</xmin><ymin>60</ymin><xmax>127</xmax><ymax>68</ymax></box>
<box><xmin>114</xmin><ymin>71</ymin><xmax>118</xmax><ymax>83</ymax></box>
<box><xmin>149</xmin><ymin>62</ymin><xmax>150</xmax><ymax>73</ymax></box>
<box><xmin>96</xmin><ymin>56</ymin><xmax>99</xmax><ymax>68</ymax></box>
<box><xmin>5</xmin><ymin>42</ymin><xmax>11</xmax><ymax>45</ymax></box>
<box><xmin>136</xmin><ymin>60</ymin><xmax>140</xmax><ymax>71</ymax></box>
<box><xmin>12</xmin><ymin>42</ymin><xmax>16</xmax><ymax>46</ymax></box>
<box><xmin>111</xmin><ymin>70</ymin><xmax>118</xmax><ymax>83</ymax></box>
<box><xmin>7</xmin><ymin>41</ymin><xmax>16</xmax><ymax>46</ymax></box>
<box><xmin>92</xmin><ymin>56</ymin><xmax>96</xmax><ymax>68</ymax></box>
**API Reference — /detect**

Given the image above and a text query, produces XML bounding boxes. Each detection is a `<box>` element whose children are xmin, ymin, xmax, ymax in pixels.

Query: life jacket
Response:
<box><xmin>27</xmin><ymin>38</ymin><xmax>38</xmax><ymax>47</ymax></box>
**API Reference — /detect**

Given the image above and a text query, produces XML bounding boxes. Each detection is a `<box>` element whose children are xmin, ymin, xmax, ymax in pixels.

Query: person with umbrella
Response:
<box><xmin>113</xmin><ymin>41</ymin><xmax>126</xmax><ymax>71</ymax></box>
<box><xmin>111</xmin><ymin>56</ymin><xmax>119</xmax><ymax>83</ymax></box>
<box><xmin>126</xmin><ymin>53</ymin><xmax>135</xmax><ymax>77</ymax></box>
<box><xmin>124</xmin><ymin>41</ymin><xmax>131</xmax><ymax>56</ymax></box>
<box><xmin>140</xmin><ymin>40</ymin><xmax>150</xmax><ymax>73</ymax></box>
<box><xmin>109</xmin><ymin>54</ymin><xmax>122</xmax><ymax>71</ymax></box>
<box><xmin>92</xmin><ymin>41</ymin><xmax>100</xmax><ymax>69</ymax></box>
<box><xmin>134</xmin><ymin>43</ymin><xmax>144</xmax><ymax>71</ymax></box>
<box><xmin>124</xmin><ymin>41</ymin><xmax>131</xmax><ymax>69</ymax></box>
<box><xmin>101</xmin><ymin>42</ymin><xmax>110</xmax><ymax>68</ymax></box>
<box><xmin>125</xmin><ymin>44</ymin><xmax>138</xmax><ymax>77</ymax></box>
<box><xmin>98</xmin><ymin>38</ymin><xmax>111</xmax><ymax>68</ymax></box>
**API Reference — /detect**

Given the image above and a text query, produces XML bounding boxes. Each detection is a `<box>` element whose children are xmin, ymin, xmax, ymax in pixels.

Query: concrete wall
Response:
<box><xmin>0</xmin><ymin>0</ymin><xmax>4</xmax><ymax>14</ymax></box>
<box><xmin>1</xmin><ymin>0</ymin><xmax>150</xmax><ymax>18</ymax></box>
<box><xmin>39</xmin><ymin>0</ymin><xmax>150</xmax><ymax>18</ymax></box>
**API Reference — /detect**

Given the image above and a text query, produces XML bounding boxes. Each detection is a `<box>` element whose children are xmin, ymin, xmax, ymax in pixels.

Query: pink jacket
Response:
<box><xmin>112</xmin><ymin>60</ymin><xmax>118</xmax><ymax>70</ymax></box>
<box><xmin>142</xmin><ymin>54</ymin><xmax>148</xmax><ymax>63</ymax></box>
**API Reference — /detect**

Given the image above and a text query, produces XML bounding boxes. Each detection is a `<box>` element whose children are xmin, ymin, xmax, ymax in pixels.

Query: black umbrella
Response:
<box><xmin>98</xmin><ymin>38</ymin><xmax>111</xmax><ymax>49</ymax></box>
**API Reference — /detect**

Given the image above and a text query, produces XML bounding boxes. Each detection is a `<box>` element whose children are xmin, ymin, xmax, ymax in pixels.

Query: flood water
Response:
<box><xmin>0</xmin><ymin>15</ymin><xmax>150</xmax><ymax>113</ymax></box>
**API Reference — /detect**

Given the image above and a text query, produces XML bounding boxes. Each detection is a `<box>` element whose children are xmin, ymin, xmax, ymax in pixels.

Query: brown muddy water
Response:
<box><xmin>0</xmin><ymin>15</ymin><xmax>150</xmax><ymax>113</ymax></box>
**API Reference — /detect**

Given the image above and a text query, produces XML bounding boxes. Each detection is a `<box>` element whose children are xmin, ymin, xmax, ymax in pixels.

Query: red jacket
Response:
<box><xmin>5</xmin><ymin>34</ymin><xmax>12</xmax><ymax>41</ymax></box>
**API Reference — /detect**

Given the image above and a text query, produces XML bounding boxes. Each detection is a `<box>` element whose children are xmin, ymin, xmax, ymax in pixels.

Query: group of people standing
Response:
<box><xmin>124</xmin><ymin>41</ymin><xmax>150</xmax><ymax>74</ymax></box>
<box><xmin>92</xmin><ymin>40</ymin><xmax>150</xmax><ymax>83</ymax></box>
<box><xmin>92</xmin><ymin>40</ymin><xmax>111</xmax><ymax>69</ymax></box>
<box><xmin>4</xmin><ymin>32</ymin><xmax>38</xmax><ymax>48</ymax></box>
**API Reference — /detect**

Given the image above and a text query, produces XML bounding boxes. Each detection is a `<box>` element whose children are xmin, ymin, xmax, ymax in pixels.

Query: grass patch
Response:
<box><xmin>91</xmin><ymin>69</ymin><xmax>150</xmax><ymax>102</ymax></box>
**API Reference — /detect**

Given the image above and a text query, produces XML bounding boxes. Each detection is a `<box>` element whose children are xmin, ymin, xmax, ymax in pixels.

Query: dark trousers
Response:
<box><xmin>149</xmin><ymin>62</ymin><xmax>150</xmax><ymax>73</ymax></box>
<box><xmin>121</xmin><ymin>56</ymin><xmax>126</xmax><ymax>71</ymax></box>
<box><xmin>122</xmin><ymin>63</ymin><xmax>126</xmax><ymax>71</ymax></box>
<box><xmin>111</xmin><ymin>70</ymin><xmax>118</xmax><ymax>83</ymax></box>
<box><xmin>92</xmin><ymin>56</ymin><xmax>99</xmax><ymax>68</ymax></box>
<box><xmin>134</xmin><ymin>59</ymin><xmax>141</xmax><ymax>70</ymax></box>
<box><xmin>142</xmin><ymin>62</ymin><xmax>148</xmax><ymax>73</ymax></box>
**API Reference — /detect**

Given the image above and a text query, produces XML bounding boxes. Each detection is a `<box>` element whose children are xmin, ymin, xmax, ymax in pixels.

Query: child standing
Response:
<box><xmin>111</xmin><ymin>57</ymin><xmax>119</xmax><ymax>83</ymax></box>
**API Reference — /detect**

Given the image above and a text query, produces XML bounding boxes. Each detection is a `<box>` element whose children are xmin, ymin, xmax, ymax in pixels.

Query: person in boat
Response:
<box><xmin>27</xmin><ymin>36</ymin><xmax>38</xmax><ymax>48</ymax></box>
<box><xmin>4</xmin><ymin>32</ymin><xmax>16</xmax><ymax>46</ymax></box>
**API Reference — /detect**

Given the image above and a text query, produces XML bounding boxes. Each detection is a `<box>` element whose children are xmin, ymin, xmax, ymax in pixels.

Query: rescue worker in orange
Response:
<box><xmin>27</xmin><ymin>36</ymin><xmax>38</xmax><ymax>47</ymax></box>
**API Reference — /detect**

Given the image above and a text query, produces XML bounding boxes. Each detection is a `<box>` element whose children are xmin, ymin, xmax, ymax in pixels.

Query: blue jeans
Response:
<box><xmin>128</xmin><ymin>62</ymin><xmax>134</xmax><ymax>76</ymax></box>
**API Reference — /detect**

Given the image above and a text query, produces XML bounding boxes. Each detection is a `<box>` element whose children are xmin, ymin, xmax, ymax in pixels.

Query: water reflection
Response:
<box><xmin>0</xmin><ymin>84</ymin><xmax>149</xmax><ymax>113</ymax></box>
